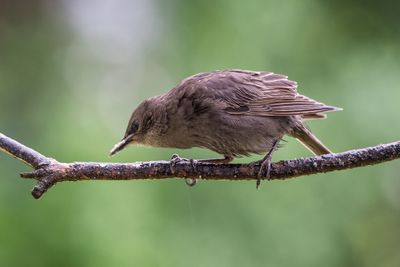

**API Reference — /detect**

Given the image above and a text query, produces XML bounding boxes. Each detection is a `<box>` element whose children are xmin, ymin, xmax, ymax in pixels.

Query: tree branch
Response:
<box><xmin>1</xmin><ymin>132</ymin><xmax>399</xmax><ymax>199</ymax></box>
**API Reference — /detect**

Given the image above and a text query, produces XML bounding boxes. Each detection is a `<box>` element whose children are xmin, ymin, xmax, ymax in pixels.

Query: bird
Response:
<box><xmin>110</xmin><ymin>69</ymin><xmax>341</xmax><ymax>187</ymax></box>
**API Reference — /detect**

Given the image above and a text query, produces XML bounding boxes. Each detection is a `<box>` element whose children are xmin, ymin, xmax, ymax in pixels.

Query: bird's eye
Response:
<box><xmin>130</xmin><ymin>121</ymin><xmax>139</xmax><ymax>133</ymax></box>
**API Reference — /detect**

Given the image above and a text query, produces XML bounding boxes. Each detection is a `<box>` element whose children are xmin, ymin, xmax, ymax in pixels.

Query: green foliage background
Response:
<box><xmin>1</xmin><ymin>1</ymin><xmax>400</xmax><ymax>266</ymax></box>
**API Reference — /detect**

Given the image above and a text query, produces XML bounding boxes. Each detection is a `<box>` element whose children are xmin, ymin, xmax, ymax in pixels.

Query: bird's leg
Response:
<box><xmin>254</xmin><ymin>139</ymin><xmax>280</xmax><ymax>189</ymax></box>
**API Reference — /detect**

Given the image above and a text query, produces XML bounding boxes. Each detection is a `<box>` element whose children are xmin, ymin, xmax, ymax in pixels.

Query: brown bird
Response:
<box><xmin>110</xmin><ymin>69</ymin><xmax>341</xmax><ymax>187</ymax></box>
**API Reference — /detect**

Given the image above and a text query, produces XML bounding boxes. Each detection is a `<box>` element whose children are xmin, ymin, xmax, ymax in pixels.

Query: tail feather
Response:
<box><xmin>290</xmin><ymin>124</ymin><xmax>332</xmax><ymax>155</ymax></box>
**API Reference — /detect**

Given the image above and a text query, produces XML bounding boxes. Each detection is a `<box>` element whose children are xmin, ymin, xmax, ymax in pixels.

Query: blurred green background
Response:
<box><xmin>1</xmin><ymin>0</ymin><xmax>400</xmax><ymax>266</ymax></box>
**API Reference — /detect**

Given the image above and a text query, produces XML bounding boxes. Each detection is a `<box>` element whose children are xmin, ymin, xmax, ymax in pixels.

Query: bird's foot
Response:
<box><xmin>252</xmin><ymin>139</ymin><xmax>279</xmax><ymax>189</ymax></box>
<box><xmin>256</xmin><ymin>156</ymin><xmax>272</xmax><ymax>189</ymax></box>
<box><xmin>170</xmin><ymin>154</ymin><xmax>187</xmax><ymax>172</ymax></box>
<box><xmin>170</xmin><ymin>154</ymin><xmax>198</xmax><ymax>187</ymax></box>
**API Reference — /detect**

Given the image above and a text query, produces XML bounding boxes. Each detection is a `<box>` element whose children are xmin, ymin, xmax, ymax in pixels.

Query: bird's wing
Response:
<box><xmin>184</xmin><ymin>69</ymin><xmax>339</xmax><ymax>117</ymax></box>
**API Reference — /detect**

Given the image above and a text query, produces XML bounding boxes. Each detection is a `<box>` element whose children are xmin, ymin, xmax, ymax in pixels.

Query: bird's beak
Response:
<box><xmin>109</xmin><ymin>134</ymin><xmax>134</xmax><ymax>156</ymax></box>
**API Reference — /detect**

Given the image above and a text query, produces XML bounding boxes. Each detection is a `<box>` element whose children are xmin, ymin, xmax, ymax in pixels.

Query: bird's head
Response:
<box><xmin>109</xmin><ymin>98</ymin><xmax>159</xmax><ymax>156</ymax></box>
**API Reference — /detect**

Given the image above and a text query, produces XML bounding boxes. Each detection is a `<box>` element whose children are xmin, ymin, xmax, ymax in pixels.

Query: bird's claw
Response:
<box><xmin>170</xmin><ymin>154</ymin><xmax>185</xmax><ymax>174</ymax></box>
<box><xmin>169</xmin><ymin>154</ymin><xmax>198</xmax><ymax>187</ymax></box>
<box><xmin>254</xmin><ymin>139</ymin><xmax>278</xmax><ymax>189</ymax></box>
<box><xmin>256</xmin><ymin>157</ymin><xmax>272</xmax><ymax>189</ymax></box>
<box><xmin>250</xmin><ymin>154</ymin><xmax>273</xmax><ymax>189</ymax></box>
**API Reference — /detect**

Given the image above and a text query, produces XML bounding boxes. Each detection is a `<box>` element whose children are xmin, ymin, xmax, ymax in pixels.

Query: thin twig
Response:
<box><xmin>1</xmin><ymin>132</ymin><xmax>399</xmax><ymax>199</ymax></box>
<box><xmin>0</xmin><ymin>133</ymin><xmax>53</xmax><ymax>168</ymax></box>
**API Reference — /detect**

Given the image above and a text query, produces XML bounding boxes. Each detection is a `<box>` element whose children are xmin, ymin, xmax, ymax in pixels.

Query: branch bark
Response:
<box><xmin>1</xmin><ymin>132</ymin><xmax>399</xmax><ymax>199</ymax></box>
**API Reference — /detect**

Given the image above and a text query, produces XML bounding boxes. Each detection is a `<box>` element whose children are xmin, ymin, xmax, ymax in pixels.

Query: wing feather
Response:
<box><xmin>171</xmin><ymin>69</ymin><xmax>340</xmax><ymax>117</ymax></box>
